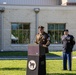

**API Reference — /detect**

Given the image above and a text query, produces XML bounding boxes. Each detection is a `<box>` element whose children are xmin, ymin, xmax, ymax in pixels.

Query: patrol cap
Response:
<box><xmin>64</xmin><ymin>29</ymin><xmax>69</xmax><ymax>32</ymax></box>
<box><xmin>38</xmin><ymin>26</ymin><xmax>44</xmax><ymax>29</ymax></box>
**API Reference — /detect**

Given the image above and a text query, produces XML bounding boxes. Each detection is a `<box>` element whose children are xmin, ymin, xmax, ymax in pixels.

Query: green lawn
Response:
<box><xmin>0</xmin><ymin>51</ymin><xmax>76</xmax><ymax>57</ymax></box>
<box><xmin>0</xmin><ymin>51</ymin><xmax>27</xmax><ymax>56</ymax></box>
<box><xmin>48</xmin><ymin>51</ymin><xmax>76</xmax><ymax>57</ymax></box>
<box><xmin>0</xmin><ymin>59</ymin><xmax>76</xmax><ymax>75</ymax></box>
<box><xmin>0</xmin><ymin>51</ymin><xmax>76</xmax><ymax>75</ymax></box>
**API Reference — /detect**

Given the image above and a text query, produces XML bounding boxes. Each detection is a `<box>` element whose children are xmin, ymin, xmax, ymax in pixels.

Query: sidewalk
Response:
<box><xmin>0</xmin><ymin>56</ymin><xmax>76</xmax><ymax>60</ymax></box>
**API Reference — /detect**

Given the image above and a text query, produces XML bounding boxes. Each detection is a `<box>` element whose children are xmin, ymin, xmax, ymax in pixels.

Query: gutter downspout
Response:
<box><xmin>34</xmin><ymin>8</ymin><xmax>40</xmax><ymax>35</ymax></box>
<box><xmin>0</xmin><ymin>7</ymin><xmax>5</xmax><ymax>51</ymax></box>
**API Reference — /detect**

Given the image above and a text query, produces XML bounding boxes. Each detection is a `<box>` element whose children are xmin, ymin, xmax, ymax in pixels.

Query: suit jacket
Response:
<box><xmin>61</xmin><ymin>34</ymin><xmax>75</xmax><ymax>52</ymax></box>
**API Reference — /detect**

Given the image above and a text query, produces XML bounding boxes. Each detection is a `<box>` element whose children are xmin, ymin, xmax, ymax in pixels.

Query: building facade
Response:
<box><xmin>0</xmin><ymin>0</ymin><xmax>76</xmax><ymax>51</ymax></box>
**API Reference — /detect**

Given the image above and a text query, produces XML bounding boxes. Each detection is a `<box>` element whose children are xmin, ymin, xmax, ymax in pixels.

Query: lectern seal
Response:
<box><xmin>28</xmin><ymin>60</ymin><xmax>36</xmax><ymax>70</ymax></box>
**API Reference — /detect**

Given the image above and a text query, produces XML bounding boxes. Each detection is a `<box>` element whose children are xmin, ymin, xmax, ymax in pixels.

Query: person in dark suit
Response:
<box><xmin>61</xmin><ymin>29</ymin><xmax>75</xmax><ymax>71</ymax></box>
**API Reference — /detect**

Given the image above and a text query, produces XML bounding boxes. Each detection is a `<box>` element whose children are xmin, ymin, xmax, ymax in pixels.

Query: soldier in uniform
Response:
<box><xmin>35</xmin><ymin>26</ymin><xmax>50</xmax><ymax>53</ymax></box>
<box><xmin>61</xmin><ymin>29</ymin><xmax>75</xmax><ymax>71</ymax></box>
<box><xmin>35</xmin><ymin>26</ymin><xmax>50</xmax><ymax>75</ymax></box>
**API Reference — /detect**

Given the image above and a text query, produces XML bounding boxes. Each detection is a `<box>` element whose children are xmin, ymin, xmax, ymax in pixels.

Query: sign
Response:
<box><xmin>28</xmin><ymin>60</ymin><xmax>36</xmax><ymax>70</ymax></box>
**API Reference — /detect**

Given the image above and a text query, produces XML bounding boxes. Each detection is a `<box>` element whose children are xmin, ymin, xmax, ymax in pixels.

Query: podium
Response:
<box><xmin>26</xmin><ymin>44</ymin><xmax>46</xmax><ymax>75</ymax></box>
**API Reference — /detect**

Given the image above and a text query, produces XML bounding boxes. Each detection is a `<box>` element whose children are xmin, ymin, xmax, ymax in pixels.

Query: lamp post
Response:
<box><xmin>34</xmin><ymin>8</ymin><xmax>40</xmax><ymax>35</ymax></box>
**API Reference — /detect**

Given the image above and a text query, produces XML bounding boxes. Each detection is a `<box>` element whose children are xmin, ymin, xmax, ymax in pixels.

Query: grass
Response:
<box><xmin>0</xmin><ymin>59</ymin><xmax>76</xmax><ymax>75</ymax></box>
<box><xmin>46</xmin><ymin>59</ymin><xmax>76</xmax><ymax>75</ymax></box>
<box><xmin>0</xmin><ymin>60</ymin><xmax>26</xmax><ymax>75</ymax></box>
<box><xmin>0</xmin><ymin>51</ymin><xmax>76</xmax><ymax>57</ymax></box>
<box><xmin>48</xmin><ymin>51</ymin><xmax>76</xmax><ymax>57</ymax></box>
<box><xmin>0</xmin><ymin>51</ymin><xmax>76</xmax><ymax>75</ymax></box>
<box><xmin>0</xmin><ymin>51</ymin><xmax>27</xmax><ymax>56</ymax></box>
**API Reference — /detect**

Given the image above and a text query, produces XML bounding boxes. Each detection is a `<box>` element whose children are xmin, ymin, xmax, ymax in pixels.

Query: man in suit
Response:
<box><xmin>61</xmin><ymin>29</ymin><xmax>75</xmax><ymax>71</ymax></box>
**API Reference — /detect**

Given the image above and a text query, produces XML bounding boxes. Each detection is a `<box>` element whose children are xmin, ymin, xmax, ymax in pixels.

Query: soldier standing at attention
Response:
<box><xmin>61</xmin><ymin>29</ymin><xmax>75</xmax><ymax>71</ymax></box>
<box><xmin>35</xmin><ymin>26</ymin><xmax>50</xmax><ymax>75</ymax></box>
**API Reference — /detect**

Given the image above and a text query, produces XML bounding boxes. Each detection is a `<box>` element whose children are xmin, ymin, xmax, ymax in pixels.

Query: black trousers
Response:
<box><xmin>39</xmin><ymin>55</ymin><xmax>46</xmax><ymax>75</ymax></box>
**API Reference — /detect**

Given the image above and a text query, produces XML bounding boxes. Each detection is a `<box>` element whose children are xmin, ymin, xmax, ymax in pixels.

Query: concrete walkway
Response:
<box><xmin>0</xmin><ymin>56</ymin><xmax>76</xmax><ymax>60</ymax></box>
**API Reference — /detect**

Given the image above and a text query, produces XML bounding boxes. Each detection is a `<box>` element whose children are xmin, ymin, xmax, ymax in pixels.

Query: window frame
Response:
<box><xmin>11</xmin><ymin>22</ymin><xmax>30</xmax><ymax>45</ymax></box>
<box><xmin>48</xmin><ymin>23</ymin><xmax>66</xmax><ymax>44</ymax></box>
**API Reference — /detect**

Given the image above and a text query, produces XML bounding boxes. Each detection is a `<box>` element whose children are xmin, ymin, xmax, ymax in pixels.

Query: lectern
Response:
<box><xmin>26</xmin><ymin>44</ymin><xmax>46</xmax><ymax>75</ymax></box>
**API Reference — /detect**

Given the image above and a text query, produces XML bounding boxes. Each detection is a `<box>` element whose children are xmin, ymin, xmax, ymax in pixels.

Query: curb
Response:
<box><xmin>0</xmin><ymin>56</ymin><xmax>76</xmax><ymax>60</ymax></box>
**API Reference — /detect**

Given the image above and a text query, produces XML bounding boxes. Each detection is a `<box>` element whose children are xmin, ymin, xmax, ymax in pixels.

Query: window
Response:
<box><xmin>11</xmin><ymin>23</ymin><xmax>30</xmax><ymax>44</ymax></box>
<box><xmin>48</xmin><ymin>23</ymin><xmax>65</xmax><ymax>44</ymax></box>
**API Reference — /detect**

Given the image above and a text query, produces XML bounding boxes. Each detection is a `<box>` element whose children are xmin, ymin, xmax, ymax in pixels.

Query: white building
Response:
<box><xmin>62</xmin><ymin>0</ymin><xmax>76</xmax><ymax>5</ymax></box>
<box><xmin>0</xmin><ymin>0</ymin><xmax>76</xmax><ymax>51</ymax></box>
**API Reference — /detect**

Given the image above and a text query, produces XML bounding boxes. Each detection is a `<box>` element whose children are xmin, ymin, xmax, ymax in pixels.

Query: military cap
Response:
<box><xmin>64</xmin><ymin>29</ymin><xmax>69</xmax><ymax>32</ymax></box>
<box><xmin>38</xmin><ymin>26</ymin><xmax>44</xmax><ymax>29</ymax></box>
